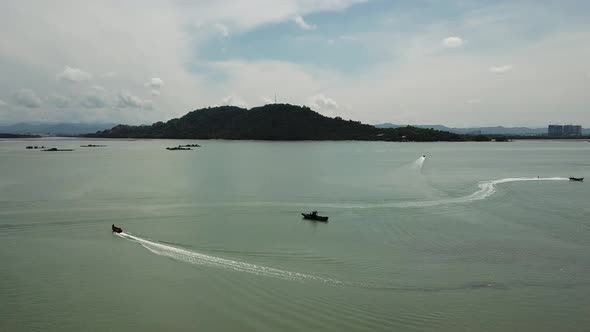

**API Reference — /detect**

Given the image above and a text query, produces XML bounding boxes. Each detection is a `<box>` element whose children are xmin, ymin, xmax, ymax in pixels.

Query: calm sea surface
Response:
<box><xmin>1</xmin><ymin>139</ymin><xmax>589</xmax><ymax>331</ymax></box>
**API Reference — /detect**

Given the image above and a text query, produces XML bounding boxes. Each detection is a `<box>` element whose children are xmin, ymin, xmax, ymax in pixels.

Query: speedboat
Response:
<box><xmin>112</xmin><ymin>224</ymin><xmax>123</xmax><ymax>233</ymax></box>
<box><xmin>569</xmin><ymin>177</ymin><xmax>584</xmax><ymax>182</ymax></box>
<box><xmin>302</xmin><ymin>211</ymin><xmax>329</xmax><ymax>222</ymax></box>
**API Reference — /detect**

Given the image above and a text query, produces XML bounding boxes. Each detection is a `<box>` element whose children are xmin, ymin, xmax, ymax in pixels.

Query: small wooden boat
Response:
<box><xmin>302</xmin><ymin>211</ymin><xmax>329</xmax><ymax>222</ymax></box>
<box><xmin>569</xmin><ymin>177</ymin><xmax>584</xmax><ymax>182</ymax></box>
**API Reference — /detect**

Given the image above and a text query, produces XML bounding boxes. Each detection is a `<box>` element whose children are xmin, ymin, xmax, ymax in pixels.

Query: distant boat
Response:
<box><xmin>112</xmin><ymin>224</ymin><xmax>123</xmax><ymax>233</ymax></box>
<box><xmin>302</xmin><ymin>211</ymin><xmax>329</xmax><ymax>222</ymax></box>
<box><xmin>569</xmin><ymin>177</ymin><xmax>584</xmax><ymax>182</ymax></box>
<box><xmin>42</xmin><ymin>148</ymin><xmax>74</xmax><ymax>152</ymax></box>
<box><xmin>80</xmin><ymin>144</ymin><xmax>106</xmax><ymax>147</ymax></box>
<box><xmin>166</xmin><ymin>145</ymin><xmax>191</xmax><ymax>151</ymax></box>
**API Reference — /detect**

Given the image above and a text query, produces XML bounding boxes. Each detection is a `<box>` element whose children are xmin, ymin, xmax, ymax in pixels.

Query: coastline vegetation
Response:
<box><xmin>87</xmin><ymin>104</ymin><xmax>490</xmax><ymax>142</ymax></box>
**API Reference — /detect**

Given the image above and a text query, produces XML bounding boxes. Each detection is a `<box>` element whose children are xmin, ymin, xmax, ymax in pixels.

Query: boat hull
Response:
<box><xmin>301</xmin><ymin>213</ymin><xmax>329</xmax><ymax>222</ymax></box>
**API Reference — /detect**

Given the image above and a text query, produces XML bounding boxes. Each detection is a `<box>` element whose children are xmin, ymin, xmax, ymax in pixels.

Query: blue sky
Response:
<box><xmin>0</xmin><ymin>0</ymin><xmax>589</xmax><ymax>126</ymax></box>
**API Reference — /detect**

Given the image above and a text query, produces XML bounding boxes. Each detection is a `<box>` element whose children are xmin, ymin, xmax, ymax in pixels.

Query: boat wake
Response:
<box><xmin>389</xmin><ymin>177</ymin><xmax>570</xmax><ymax>208</ymax></box>
<box><xmin>239</xmin><ymin>177</ymin><xmax>570</xmax><ymax>209</ymax></box>
<box><xmin>412</xmin><ymin>155</ymin><xmax>426</xmax><ymax>172</ymax></box>
<box><xmin>116</xmin><ymin>232</ymin><xmax>345</xmax><ymax>285</ymax></box>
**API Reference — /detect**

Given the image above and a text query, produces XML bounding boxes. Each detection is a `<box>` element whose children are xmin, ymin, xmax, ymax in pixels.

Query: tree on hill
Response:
<box><xmin>87</xmin><ymin>104</ymin><xmax>487</xmax><ymax>142</ymax></box>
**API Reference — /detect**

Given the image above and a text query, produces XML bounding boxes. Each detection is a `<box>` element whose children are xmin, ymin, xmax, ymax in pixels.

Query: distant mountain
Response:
<box><xmin>374</xmin><ymin>123</ymin><xmax>589</xmax><ymax>135</ymax></box>
<box><xmin>0</xmin><ymin>123</ymin><xmax>116</xmax><ymax>136</ymax></box>
<box><xmin>88</xmin><ymin>104</ymin><xmax>488</xmax><ymax>142</ymax></box>
<box><xmin>0</xmin><ymin>133</ymin><xmax>41</xmax><ymax>138</ymax></box>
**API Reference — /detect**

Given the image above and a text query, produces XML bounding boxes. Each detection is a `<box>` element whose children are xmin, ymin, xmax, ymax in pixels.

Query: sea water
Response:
<box><xmin>1</xmin><ymin>139</ymin><xmax>589</xmax><ymax>331</ymax></box>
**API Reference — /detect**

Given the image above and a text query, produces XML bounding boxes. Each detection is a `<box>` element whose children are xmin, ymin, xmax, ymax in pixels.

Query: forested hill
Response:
<box><xmin>88</xmin><ymin>104</ymin><xmax>486</xmax><ymax>141</ymax></box>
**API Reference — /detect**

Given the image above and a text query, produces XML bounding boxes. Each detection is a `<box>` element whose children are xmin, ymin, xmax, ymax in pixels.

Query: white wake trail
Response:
<box><xmin>412</xmin><ymin>155</ymin><xmax>426</xmax><ymax>172</ymax></box>
<box><xmin>236</xmin><ymin>177</ymin><xmax>571</xmax><ymax>209</ymax></box>
<box><xmin>116</xmin><ymin>232</ymin><xmax>344</xmax><ymax>285</ymax></box>
<box><xmin>388</xmin><ymin>176</ymin><xmax>569</xmax><ymax>208</ymax></box>
<box><xmin>464</xmin><ymin>177</ymin><xmax>569</xmax><ymax>202</ymax></box>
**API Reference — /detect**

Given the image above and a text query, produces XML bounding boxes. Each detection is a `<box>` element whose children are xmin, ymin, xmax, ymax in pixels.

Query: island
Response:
<box><xmin>86</xmin><ymin>104</ymin><xmax>490</xmax><ymax>142</ymax></box>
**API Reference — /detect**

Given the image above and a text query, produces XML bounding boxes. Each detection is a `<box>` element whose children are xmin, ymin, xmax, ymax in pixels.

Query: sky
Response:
<box><xmin>0</xmin><ymin>0</ymin><xmax>589</xmax><ymax>127</ymax></box>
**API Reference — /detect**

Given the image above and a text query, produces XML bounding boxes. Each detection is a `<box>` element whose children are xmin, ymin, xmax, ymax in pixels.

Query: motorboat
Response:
<box><xmin>569</xmin><ymin>177</ymin><xmax>584</xmax><ymax>182</ymax></box>
<box><xmin>302</xmin><ymin>211</ymin><xmax>329</xmax><ymax>222</ymax></box>
<box><xmin>166</xmin><ymin>146</ymin><xmax>191</xmax><ymax>151</ymax></box>
<box><xmin>112</xmin><ymin>224</ymin><xmax>123</xmax><ymax>233</ymax></box>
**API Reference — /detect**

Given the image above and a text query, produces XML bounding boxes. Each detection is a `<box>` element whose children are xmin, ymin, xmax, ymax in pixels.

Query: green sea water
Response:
<box><xmin>1</xmin><ymin>139</ymin><xmax>589</xmax><ymax>331</ymax></box>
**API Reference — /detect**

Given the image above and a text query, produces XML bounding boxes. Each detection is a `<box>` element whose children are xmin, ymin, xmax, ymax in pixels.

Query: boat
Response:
<box><xmin>302</xmin><ymin>211</ymin><xmax>329</xmax><ymax>222</ymax></box>
<box><xmin>569</xmin><ymin>177</ymin><xmax>584</xmax><ymax>182</ymax></box>
<box><xmin>42</xmin><ymin>148</ymin><xmax>74</xmax><ymax>152</ymax></box>
<box><xmin>166</xmin><ymin>145</ymin><xmax>191</xmax><ymax>151</ymax></box>
<box><xmin>112</xmin><ymin>224</ymin><xmax>123</xmax><ymax>233</ymax></box>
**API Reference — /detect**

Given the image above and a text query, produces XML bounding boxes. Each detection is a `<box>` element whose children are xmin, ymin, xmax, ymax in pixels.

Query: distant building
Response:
<box><xmin>548</xmin><ymin>124</ymin><xmax>582</xmax><ymax>136</ymax></box>
<box><xmin>564</xmin><ymin>125</ymin><xmax>582</xmax><ymax>136</ymax></box>
<box><xmin>548</xmin><ymin>125</ymin><xmax>564</xmax><ymax>136</ymax></box>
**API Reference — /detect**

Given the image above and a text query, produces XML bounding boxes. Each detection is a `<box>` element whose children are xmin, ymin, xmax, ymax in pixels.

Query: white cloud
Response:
<box><xmin>0</xmin><ymin>0</ymin><xmax>364</xmax><ymax>124</ymax></box>
<box><xmin>0</xmin><ymin>1</ymin><xmax>589</xmax><ymax>127</ymax></box>
<box><xmin>466</xmin><ymin>99</ymin><xmax>481</xmax><ymax>104</ymax></box>
<box><xmin>328</xmin><ymin>35</ymin><xmax>358</xmax><ymax>45</ymax></box>
<box><xmin>147</xmin><ymin>77</ymin><xmax>164</xmax><ymax>89</ymax></box>
<box><xmin>117</xmin><ymin>90</ymin><xmax>145</xmax><ymax>108</ymax></box>
<box><xmin>215</xmin><ymin>23</ymin><xmax>229</xmax><ymax>37</ymax></box>
<box><xmin>338</xmin><ymin>35</ymin><xmax>357</xmax><ymax>42</ymax></box>
<box><xmin>56</xmin><ymin>66</ymin><xmax>92</xmax><ymax>82</ymax></box>
<box><xmin>442</xmin><ymin>36</ymin><xmax>465</xmax><ymax>48</ymax></box>
<box><xmin>0</xmin><ymin>99</ymin><xmax>6</xmax><ymax>106</ymax></box>
<box><xmin>309</xmin><ymin>93</ymin><xmax>339</xmax><ymax>115</ymax></box>
<box><xmin>261</xmin><ymin>96</ymin><xmax>275</xmax><ymax>104</ymax></box>
<box><xmin>143</xmin><ymin>99</ymin><xmax>154</xmax><ymax>110</ymax></box>
<box><xmin>100</xmin><ymin>72</ymin><xmax>116</xmax><ymax>78</ymax></box>
<box><xmin>221</xmin><ymin>94</ymin><xmax>248</xmax><ymax>107</ymax></box>
<box><xmin>293</xmin><ymin>16</ymin><xmax>316</xmax><ymax>30</ymax></box>
<box><xmin>81</xmin><ymin>93</ymin><xmax>108</xmax><ymax>109</ymax></box>
<box><xmin>489</xmin><ymin>65</ymin><xmax>513</xmax><ymax>74</ymax></box>
<box><xmin>48</xmin><ymin>94</ymin><xmax>71</xmax><ymax>108</ymax></box>
<box><xmin>145</xmin><ymin>77</ymin><xmax>164</xmax><ymax>96</ymax></box>
<box><xmin>12</xmin><ymin>89</ymin><xmax>42</xmax><ymax>108</ymax></box>
<box><xmin>91</xmin><ymin>85</ymin><xmax>105</xmax><ymax>91</ymax></box>
<box><xmin>146</xmin><ymin>77</ymin><xmax>164</xmax><ymax>89</ymax></box>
